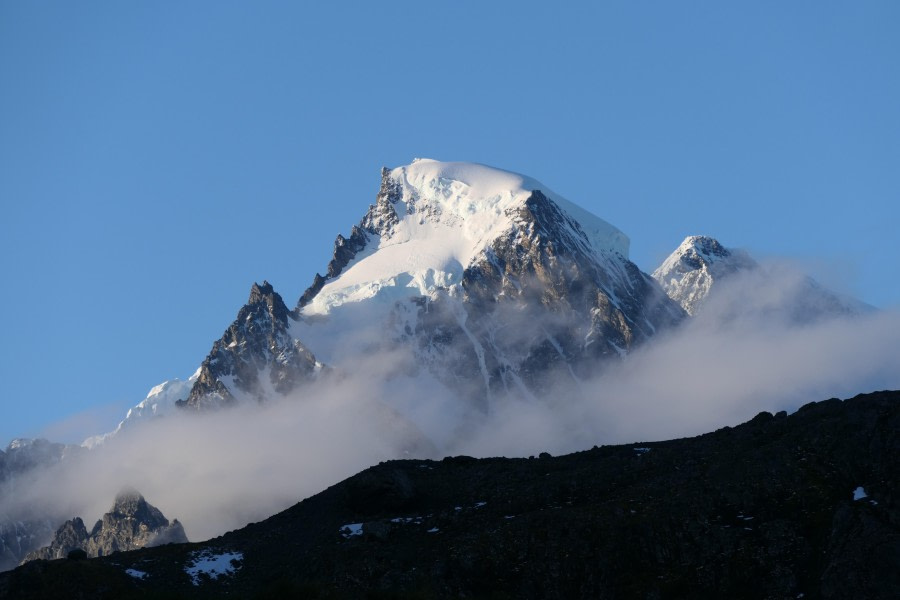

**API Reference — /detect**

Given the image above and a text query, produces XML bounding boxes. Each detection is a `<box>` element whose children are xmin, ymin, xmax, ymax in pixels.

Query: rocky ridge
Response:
<box><xmin>181</xmin><ymin>281</ymin><xmax>322</xmax><ymax>409</ymax></box>
<box><xmin>21</xmin><ymin>489</ymin><xmax>186</xmax><ymax>563</ymax></box>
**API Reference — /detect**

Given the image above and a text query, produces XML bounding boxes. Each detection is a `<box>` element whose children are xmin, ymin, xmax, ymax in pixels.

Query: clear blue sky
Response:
<box><xmin>1</xmin><ymin>1</ymin><xmax>898</xmax><ymax>444</ymax></box>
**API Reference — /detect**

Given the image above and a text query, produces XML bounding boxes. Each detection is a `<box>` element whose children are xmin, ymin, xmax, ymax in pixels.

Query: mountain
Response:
<box><xmin>22</xmin><ymin>489</ymin><xmax>186</xmax><ymax>563</ymax></box>
<box><xmin>83</xmin><ymin>375</ymin><xmax>198</xmax><ymax>448</ymax></box>
<box><xmin>3</xmin><ymin>160</ymin><xmax>686</xmax><ymax>570</ymax></box>
<box><xmin>652</xmin><ymin>235</ymin><xmax>757</xmax><ymax>315</ymax></box>
<box><xmin>1</xmin><ymin>160</ymin><xmax>883</xmax><ymax>580</ymax></box>
<box><xmin>180</xmin><ymin>281</ymin><xmax>323</xmax><ymax>410</ymax></box>
<box><xmin>653</xmin><ymin>235</ymin><xmax>870</xmax><ymax>321</ymax></box>
<box><xmin>0</xmin><ymin>440</ymin><xmax>85</xmax><ymax>572</ymax></box>
<box><xmin>0</xmin><ymin>439</ymin><xmax>81</xmax><ymax>482</ymax></box>
<box><xmin>184</xmin><ymin>159</ymin><xmax>685</xmax><ymax>409</ymax></box>
<box><xmin>2</xmin><ymin>390</ymin><xmax>897</xmax><ymax>599</ymax></box>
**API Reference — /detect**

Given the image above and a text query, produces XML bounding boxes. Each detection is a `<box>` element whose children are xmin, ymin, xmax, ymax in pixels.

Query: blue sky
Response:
<box><xmin>1</xmin><ymin>1</ymin><xmax>898</xmax><ymax>444</ymax></box>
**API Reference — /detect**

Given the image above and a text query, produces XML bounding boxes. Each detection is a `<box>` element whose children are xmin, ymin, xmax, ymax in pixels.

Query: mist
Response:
<box><xmin>3</xmin><ymin>262</ymin><xmax>899</xmax><ymax>547</ymax></box>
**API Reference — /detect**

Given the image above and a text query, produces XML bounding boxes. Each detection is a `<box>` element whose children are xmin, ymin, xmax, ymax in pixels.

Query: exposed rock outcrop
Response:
<box><xmin>182</xmin><ymin>281</ymin><xmax>322</xmax><ymax>409</ymax></box>
<box><xmin>21</xmin><ymin>489</ymin><xmax>187</xmax><ymax>563</ymax></box>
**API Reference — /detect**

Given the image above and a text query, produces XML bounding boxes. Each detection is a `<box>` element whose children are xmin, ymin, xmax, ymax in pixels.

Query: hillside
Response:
<box><xmin>2</xmin><ymin>390</ymin><xmax>897</xmax><ymax>599</ymax></box>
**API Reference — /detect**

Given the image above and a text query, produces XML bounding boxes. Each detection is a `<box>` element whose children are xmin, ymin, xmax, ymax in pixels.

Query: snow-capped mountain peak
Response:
<box><xmin>652</xmin><ymin>235</ymin><xmax>870</xmax><ymax>322</ymax></box>
<box><xmin>302</xmin><ymin>160</ymin><xmax>629</xmax><ymax>317</ymax></box>
<box><xmin>652</xmin><ymin>235</ymin><xmax>756</xmax><ymax>315</ymax></box>
<box><xmin>287</xmin><ymin>160</ymin><xmax>684</xmax><ymax>399</ymax></box>
<box><xmin>82</xmin><ymin>370</ymin><xmax>201</xmax><ymax>448</ymax></box>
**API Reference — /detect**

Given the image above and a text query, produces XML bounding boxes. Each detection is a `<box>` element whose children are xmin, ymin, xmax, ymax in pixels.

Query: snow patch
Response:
<box><xmin>340</xmin><ymin>523</ymin><xmax>364</xmax><ymax>538</ymax></box>
<box><xmin>390</xmin><ymin>516</ymin><xmax>424</xmax><ymax>525</ymax></box>
<box><xmin>125</xmin><ymin>568</ymin><xmax>148</xmax><ymax>579</ymax></box>
<box><xmin>83</xmin><ymin>370</ymin><xmax>200</xmax><ymax>448</ymax></box>
<box><xmin>184</xmin><ymin>549</ymin><xmax>243</xmax><ymax>585</ymax></box>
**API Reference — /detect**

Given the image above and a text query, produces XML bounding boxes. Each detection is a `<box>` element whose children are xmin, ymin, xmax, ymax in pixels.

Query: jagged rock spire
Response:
<box><xmin>21</xmin><ymin>489</ymin><xmax>187</xmax><ymax>563</ymax></box>
<box><xmin>182</xmin><ymin>281</ymin><xmax>320</xmax><ymax>409</ymax></box>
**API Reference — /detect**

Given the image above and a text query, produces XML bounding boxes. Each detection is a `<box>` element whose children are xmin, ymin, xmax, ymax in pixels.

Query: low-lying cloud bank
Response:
<box><xmin>3</xmin><ymin>265</ymin><xmax>899</xmax><ymax>546</ymax></box>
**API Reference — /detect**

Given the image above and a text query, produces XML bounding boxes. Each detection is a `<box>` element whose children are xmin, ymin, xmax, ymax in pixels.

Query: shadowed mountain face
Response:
<box><xmin>181</xmin><ymin>281</ymin><xmax>322</xmax><ymax>409</ymax></box>
<box><xmin>2</xmin><ymin>390</ymin><xmax>897</xmax><ymax>599</ymax></box>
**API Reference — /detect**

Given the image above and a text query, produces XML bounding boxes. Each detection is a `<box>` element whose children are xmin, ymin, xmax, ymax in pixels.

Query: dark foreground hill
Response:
<box><xmin>2</xmin><ymin>390</ymin><xmax>898</xmax><ymax>599</ymax></box>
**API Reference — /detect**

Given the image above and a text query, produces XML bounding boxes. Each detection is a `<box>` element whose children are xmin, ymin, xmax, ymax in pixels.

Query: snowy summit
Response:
<box><xmin>302</xmin><ymin>159</ymin><xmax>629</xmax><ymax>316</ymax></box>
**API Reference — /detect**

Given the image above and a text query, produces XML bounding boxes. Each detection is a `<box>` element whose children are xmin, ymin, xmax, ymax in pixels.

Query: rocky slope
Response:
<box><xmin>1</xmin><ymin>390</ymin><xmax>897</xmax><ymax>599</ymax></box>
<box><xmin>22</xmin><ymin>489</ymin><xmax>186</xmax><ymax>563</ymax></box>
<box><xmin>181</xmin><ymin>281</ymin><xmax>323</xmax><ymax>409</ymax></box>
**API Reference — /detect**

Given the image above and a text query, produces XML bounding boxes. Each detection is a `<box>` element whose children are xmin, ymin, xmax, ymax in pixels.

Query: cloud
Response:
<box><xmin>458</xmin><ymin>266</ymin><xmax>900</xmax><ymax>455</ymax></box>
<box><xmin>35</xmin><ymin>402</ymin><xmax>129</xmax><ymax>446</ymax></box>
<box><xmin>2</xmin><ymin>375</ymin><xmax>432</xmax><ymax>542</ymax></box>
<box><xmin>3</xmin><ymin>262</ymin><xmax>898</xmax><ymax>549</ymax></box>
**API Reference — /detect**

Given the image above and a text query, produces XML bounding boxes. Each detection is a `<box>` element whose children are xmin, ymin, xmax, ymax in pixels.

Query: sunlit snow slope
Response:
<box><xmin>302</xmin><ymin>159</ymin><xmax>629</xmax><ymax>317</ymax></box>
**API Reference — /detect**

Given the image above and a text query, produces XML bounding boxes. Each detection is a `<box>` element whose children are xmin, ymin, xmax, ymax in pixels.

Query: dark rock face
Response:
<box><xmin>182</xmin><ymin>281</ymin><xmax>320</xmax><ymax>409</ymax></box>
<box><xmin>2</xmin><ymin>391</ymin><xmax>897</xmax><ymax>599</ymax></box>
<box><xmin>401</xmin><ymin>190</ymin><xmax>685</xmax><ymax>397</ymax></box>
<box><xmin>19</xmin><ymin>518</ymin><xmax>89</xmax><ymax>563</ymax></box>
<box><xmin>677</xmin><ymin>235</ymin><xmax>733</xmax><ymax>269</ymax></box>
<box><xmin>0</xmin><ymin>520</ymin><xmax>54</xmax><ymax>574</ymax></box>
<box><xmin>297</xmin><ymin>167</ymin><xmax>401</xmax><ymax>309</ymax></box>
<box><xmin>21</xmin><ymin>489</ymin><xmax>187</xmax><ymax>564</ymax></box>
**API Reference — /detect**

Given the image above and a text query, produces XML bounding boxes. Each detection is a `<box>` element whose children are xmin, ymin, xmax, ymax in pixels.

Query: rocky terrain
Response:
<box><xmin>1</xmin><ymin>390</ymin><xmax>897</xmax><ymax>599</ymax></box>
<box><xmin>181</xmin><ymin>281</ymin><xmax>322</xmax><ymax>409</ymax></box>
<box><xmin>21</xmin><ymin>489</ymin><xmax>186</xmax><ymax>563</ymax></box>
